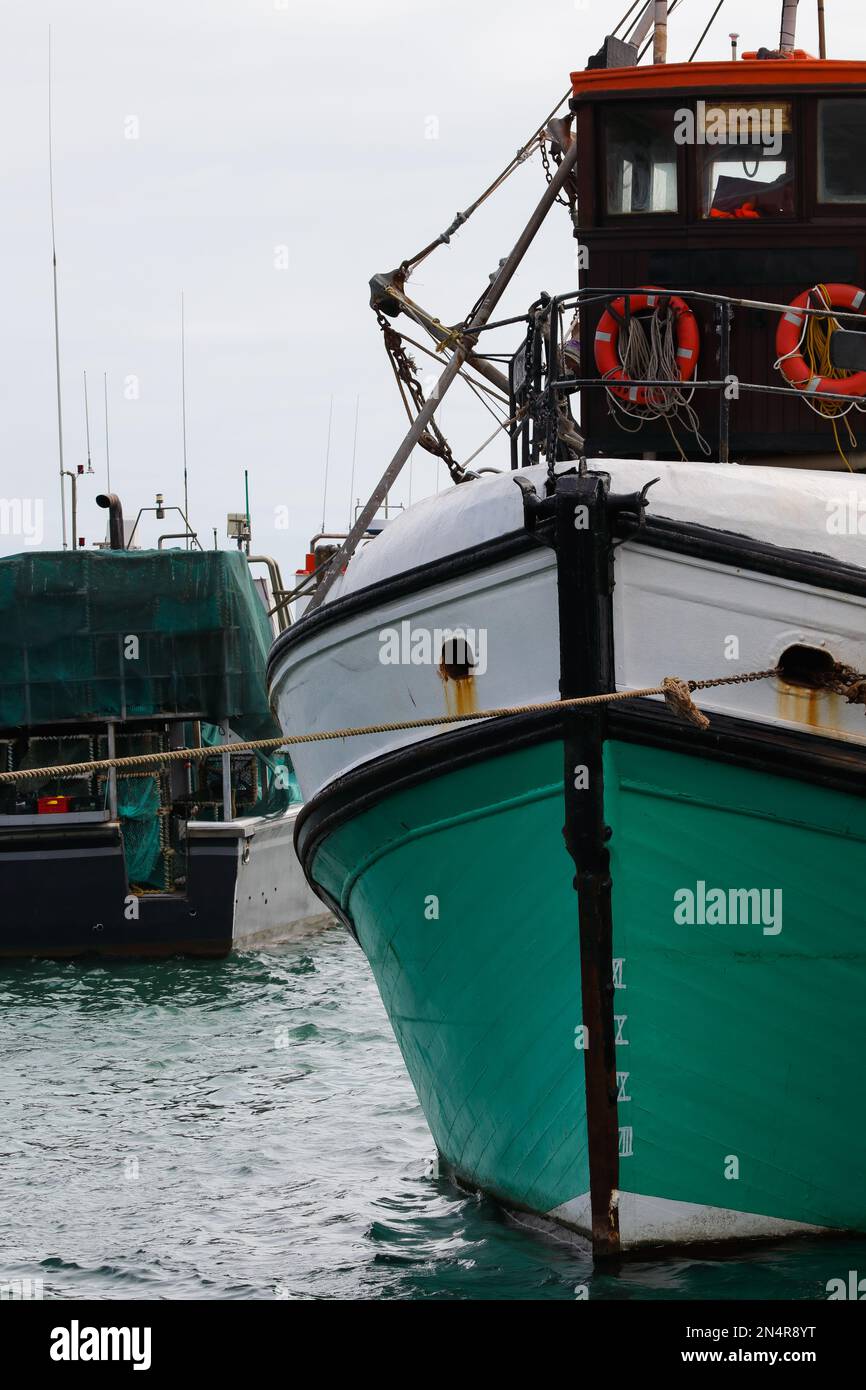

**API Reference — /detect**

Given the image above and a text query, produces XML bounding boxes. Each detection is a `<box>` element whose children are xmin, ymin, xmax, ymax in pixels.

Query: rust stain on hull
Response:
<box><xmin>776</xmin><ymin>680</ymin><xmax>842</xmax><ymax>732</ymax></box>
<box><xmin>439</xmin><ymin>666</ymin><xmax>478</xmax><ymax>717</ymax></box>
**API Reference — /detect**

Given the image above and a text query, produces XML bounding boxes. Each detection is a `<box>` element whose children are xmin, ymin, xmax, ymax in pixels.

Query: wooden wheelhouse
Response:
<box><xmin>571</xmin><ymin>57</ymin><xmax>866</xmax><ymax>465</ymax></box>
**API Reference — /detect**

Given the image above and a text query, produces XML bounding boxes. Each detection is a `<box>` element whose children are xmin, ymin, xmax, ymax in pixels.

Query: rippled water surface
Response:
<box><xmin>1</xmin><ymin>925</ymin><xmax>861</xmax><ymax>1301</ymax></box>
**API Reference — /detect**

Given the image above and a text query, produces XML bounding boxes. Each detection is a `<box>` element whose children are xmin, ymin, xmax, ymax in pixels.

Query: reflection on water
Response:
<box><xmin>0</xmin><ymin>929</ymin><xmax>860</xmax><ymax>1300</ymax></box>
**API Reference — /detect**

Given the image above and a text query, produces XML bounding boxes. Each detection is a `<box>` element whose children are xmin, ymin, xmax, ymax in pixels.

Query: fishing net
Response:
<box><xmin>115</xmin><ymin>774</ymin><xmax>163</xmax><ymax>888</ymax></box>
<box><xmin>0</xmin><ymin>549</ymin><xmax>281</xmax><ymax>740</ymax></box>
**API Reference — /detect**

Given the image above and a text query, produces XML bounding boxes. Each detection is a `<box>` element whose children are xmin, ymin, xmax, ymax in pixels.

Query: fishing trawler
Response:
<box><xmin>0</xmin><ymin>492</ymin><xmax>329</xmax><ymax>957</ymax></box>
<box><xmin>269</xmin><ymin>0</ymin><xmax>866</xmax><ymax>1253</ymax></box>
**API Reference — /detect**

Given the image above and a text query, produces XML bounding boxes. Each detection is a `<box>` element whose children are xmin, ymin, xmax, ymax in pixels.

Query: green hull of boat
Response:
<box><xmin>310</xmin><ymin>735</ymin><xmax>866</xmax><ymax>1245</ymax></box>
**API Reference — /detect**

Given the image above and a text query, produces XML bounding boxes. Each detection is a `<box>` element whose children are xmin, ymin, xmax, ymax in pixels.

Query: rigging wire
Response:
<box><xmin>395</xmin><ymin>327</ymin><xmax>510</xmax><ymax>407</ymax></box>
<box><xmin>689</xmin><ymin>0</ymin><xmax>727</xmax><ymax>62</ymax></box>
<box><xmin>401</xmin><ymin>88</ymin><xmax>573</xmax><ymax>274</ymax></box>
<box><xmin>462</xmin><ymin>371</ymin><xmax>511</xmax><ymax>428</ymax></box>
<box><xmin>460</xmin><ymin>407</ymin><xmax>525</xmax><ymax>471</ymax></box>
<box><xmin>612</xmin><ymin>1</ymin><xmax>647</xmax><ymax>39</ymax></box>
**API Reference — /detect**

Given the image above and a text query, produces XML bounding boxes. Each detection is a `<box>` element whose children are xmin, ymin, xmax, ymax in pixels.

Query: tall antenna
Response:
<box><xmin>320</xmin><ymin>394</ymin><xmax>333</xmax><ymax>531</ymax></box>
<box><xmin>83</xmin><ymin>370</ymin><xmax>93</xmax><ymax>473</ymax></box>
<box><xmin>48</xmin><ymin>26</ymin><xmax>67</xmax><ymax>550</ymax></box>
<box><xmin>181</xmin><ymin>291</ymin><xmax>190</xmax><ymax>549</ymax></box>
<box><xmin>347</xmin><ymin>395</ymin><xmax>359</xmax><ymax>529</ymax></box>
<box><xmin>817</xmin><ymin>1</ymin><xmax>827</xmax><ymax>58</ymax></box>
<box><xmin>103</xmin><ymin>372</ymin><xmax>111</xmax><ymax>490</ymax></box>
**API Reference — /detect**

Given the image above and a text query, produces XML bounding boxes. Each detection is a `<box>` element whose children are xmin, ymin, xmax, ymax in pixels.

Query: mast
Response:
<box><xmin>48</xmin><ymin>27</ymin><xmax>67</xmax><ymax>550</ymax></box>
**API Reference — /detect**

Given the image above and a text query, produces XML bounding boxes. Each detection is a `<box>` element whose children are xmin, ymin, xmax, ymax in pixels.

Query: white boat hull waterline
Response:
<box><xmin>269</xmin><ymin>456</ymin><xmax>866</xmax><ymax>1252</ymax></box>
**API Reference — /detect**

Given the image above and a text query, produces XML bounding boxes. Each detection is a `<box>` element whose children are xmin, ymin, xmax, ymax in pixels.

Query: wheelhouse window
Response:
<box><xmin>697</xmin><ymin>101</ymin><xmax>795</xmax><ymax>219</ymax></box>
<box><xmin>605</xmin><ymin>106</ymin><xmax>678</xmax><ymax>215</ymax></box>
<box><xmin>819</xmin><ymin>99</ymin><xmax>866</xmax><ymax>203</ymax></box>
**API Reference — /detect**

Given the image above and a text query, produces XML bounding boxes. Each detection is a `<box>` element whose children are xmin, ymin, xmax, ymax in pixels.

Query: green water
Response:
<box><xmin>1</xmin><ymin>925</ymin><xmax>861</xmax><ymax>1301</ymax></box>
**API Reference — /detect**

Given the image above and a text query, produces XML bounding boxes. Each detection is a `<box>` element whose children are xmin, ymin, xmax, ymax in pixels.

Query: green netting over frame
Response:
<box><xmin>116</xmin><ymin>774</ymin><xmax>163</xmax><ymax>887</ymax></box>
<box><xmin>0</xmin><ymin>549</ymin><xmax>282</xmax><ymax>740</ymax></box>
<box><xmin>198</xmin><ymin>721</ymin><xmax>301</xmax><ymax>818</ymax></box>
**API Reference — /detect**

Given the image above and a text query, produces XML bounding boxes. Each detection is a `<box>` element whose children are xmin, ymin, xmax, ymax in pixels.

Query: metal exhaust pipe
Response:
<box><xmin>817</xmin><ymin>0</ymin><xmax>827</xmax><ymax>59</ymax></box>
<box><xmin>779</xmin><ymin>0</ymin><xmax>800</xmax><ymax>54</ymax></box>
<box><xmin>653</xmin><ymin>1</ymin><xmax>668</xmax><ymax>63</ymax></box>
<box><xmin>628</xmin><ymin>2</ymin><xmax>655</xmax><ymax>49</ymax></box>
<box><xmin>96</xmin><ymin>493</ymin><xmax>125</xmax><ymax>550</ymax></box>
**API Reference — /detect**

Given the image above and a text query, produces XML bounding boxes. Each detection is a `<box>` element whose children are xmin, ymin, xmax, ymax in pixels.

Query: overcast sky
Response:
<box><xmin>2</xmin><ymin>0</ymin><xmax>861</xmax><ymax>567</ymax></box>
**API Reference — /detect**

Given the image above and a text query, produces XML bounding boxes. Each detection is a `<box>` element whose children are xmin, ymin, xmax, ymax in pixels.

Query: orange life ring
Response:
<box><xmin>776</xmin><ymin>284</ymin><xmax>866</xmax><ymax>397</ymax></box>
<box><xmin>594</xmin><ymin>289</ymin><xmax>700</xmax><ymax>405</ymax></box>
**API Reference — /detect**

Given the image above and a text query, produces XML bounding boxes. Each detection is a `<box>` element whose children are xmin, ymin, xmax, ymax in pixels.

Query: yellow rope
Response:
<box><xmin>0</xmin><ymin>669</ymin><xmax>781</xmax><ymax>785</ymax></box>
<box><xmin>803</xmin><ymin>285</ymin><xmax>858</xmax><ymax>471</ymax></box>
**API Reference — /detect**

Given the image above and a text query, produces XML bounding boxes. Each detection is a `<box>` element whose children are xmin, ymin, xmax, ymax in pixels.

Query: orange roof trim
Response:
<box><xmin>571</xmin><ymin>58</ymin><xmax>866</xmax><ymax>99</ymax></box>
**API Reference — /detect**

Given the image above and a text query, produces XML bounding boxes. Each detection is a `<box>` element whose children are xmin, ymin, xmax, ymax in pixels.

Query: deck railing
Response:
<box><xmin>486</xmin><ymin>286</ymin><xmax>866</xmax><ymax>470</ymax></box>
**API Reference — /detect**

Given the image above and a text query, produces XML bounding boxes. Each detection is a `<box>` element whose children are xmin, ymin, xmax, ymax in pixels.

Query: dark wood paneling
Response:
<box><xmin>573</xmin><ymin>91</ymin><xmax>866</xmax><ymax>461</ymax></box>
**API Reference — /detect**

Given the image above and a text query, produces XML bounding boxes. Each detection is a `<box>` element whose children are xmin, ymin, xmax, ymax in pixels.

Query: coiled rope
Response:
<box><xmin>774</xmin><ymin>283</ymin><xmax>866</xmax><ymax>471</ymax></box>
<box><xmin>0</xmin><ymin>669</ymin><xmax>785</xmax><ymax>785</ymax></box>
<box><xmin>605</xmin><ymin>308</ymin><xmax>711</xmax><ymax>461</ymax></box>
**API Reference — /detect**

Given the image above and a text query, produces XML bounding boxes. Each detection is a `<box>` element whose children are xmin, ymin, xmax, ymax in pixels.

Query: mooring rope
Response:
<box><xmin>0</xmin><ymin>668</ymin><xmax>786</xmax><ymax>785</ymax></box>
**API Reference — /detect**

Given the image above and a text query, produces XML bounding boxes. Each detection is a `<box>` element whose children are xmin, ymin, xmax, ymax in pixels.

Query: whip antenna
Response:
<box><xmin>181</xmin><ymin>291</ymin><xmax>190</xmax><ymax>548</ymax></box>
<box><xmin>320</xmin><ymin>395</ymin><xmax>334</xmax><ymax>531</ymax></box>
<box><xmin>347</xmin><ymin>395</ymin><xmax>359</xmax><ymax>528</ymax></box>
<box><xmin>83</xmin><ymin>370</ymin><xmax>93</xmax><ymax>473</ymax></box>
<box><xmin>48</xmin><ymin>26</ymin><xmax>67</xmax><ymax>549</ymax></box>
<box><xmin>103</xmin><ymin>372</ymin><xmax>111</xmax><ymax>490</ymax></box>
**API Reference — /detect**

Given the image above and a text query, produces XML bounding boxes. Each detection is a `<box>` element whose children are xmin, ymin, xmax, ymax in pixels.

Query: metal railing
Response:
<box><xmin>494</xmin><ymin>285</ymin><xmax>866</xmax><ymax>471</ymax></box>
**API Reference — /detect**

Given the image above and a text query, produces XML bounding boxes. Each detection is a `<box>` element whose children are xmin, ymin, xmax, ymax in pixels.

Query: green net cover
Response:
<box><xmin>197</xmin><ymin>721</ymin><xmax>300</xmax><ymax>819</ymax></box>
<box><xmin>116</xmin><ymin>775</ymin><xmax>163</xmax><ymax>887</ymax></box>
<box><xmin>0</xmin><ymin>549</ymin><xmax>281</xmax><ymax>740</ymax></box>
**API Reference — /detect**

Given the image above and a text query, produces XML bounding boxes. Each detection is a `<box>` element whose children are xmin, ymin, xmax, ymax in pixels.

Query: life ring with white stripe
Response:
<box><xmin>775</xmin><ymin>283</ymin><xmax>866</xmax><ymax>397</ymax></box>
<box><xmin>594</xmin><ymin>289</ymin><xmax>700</xmax><ymax>405</ymax></box>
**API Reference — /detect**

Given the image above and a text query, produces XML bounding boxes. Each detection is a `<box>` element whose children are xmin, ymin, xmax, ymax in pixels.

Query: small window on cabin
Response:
<box><xmin>605</xmin><ymin>106</ymin><xmax>679</xmax><ymax>215</ymax></box>
<box><xmin>818</xmin><ymin>100</ymin><xmax>866</xmax><ymax>203</ymax></box>
<box><xmin>698</xmin><ymin>101</ymin><xmax>795</xmax><ymax>220</ymax></box>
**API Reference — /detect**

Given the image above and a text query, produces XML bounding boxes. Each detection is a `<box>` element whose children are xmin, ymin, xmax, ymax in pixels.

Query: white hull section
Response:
<box><xmin>270</xmin><ymin>460</ymin><xmax>866</xmax><ymax>801</ymax></box>
<box><xmin>187</xmin><ymin>807</ymin><xmax>331</xmax><ymax>945</ymax></box>
<box><xmin>546</xmin><ymin>1190</ymin><xmax>832</xmax><ymax>1250</ymax></box>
